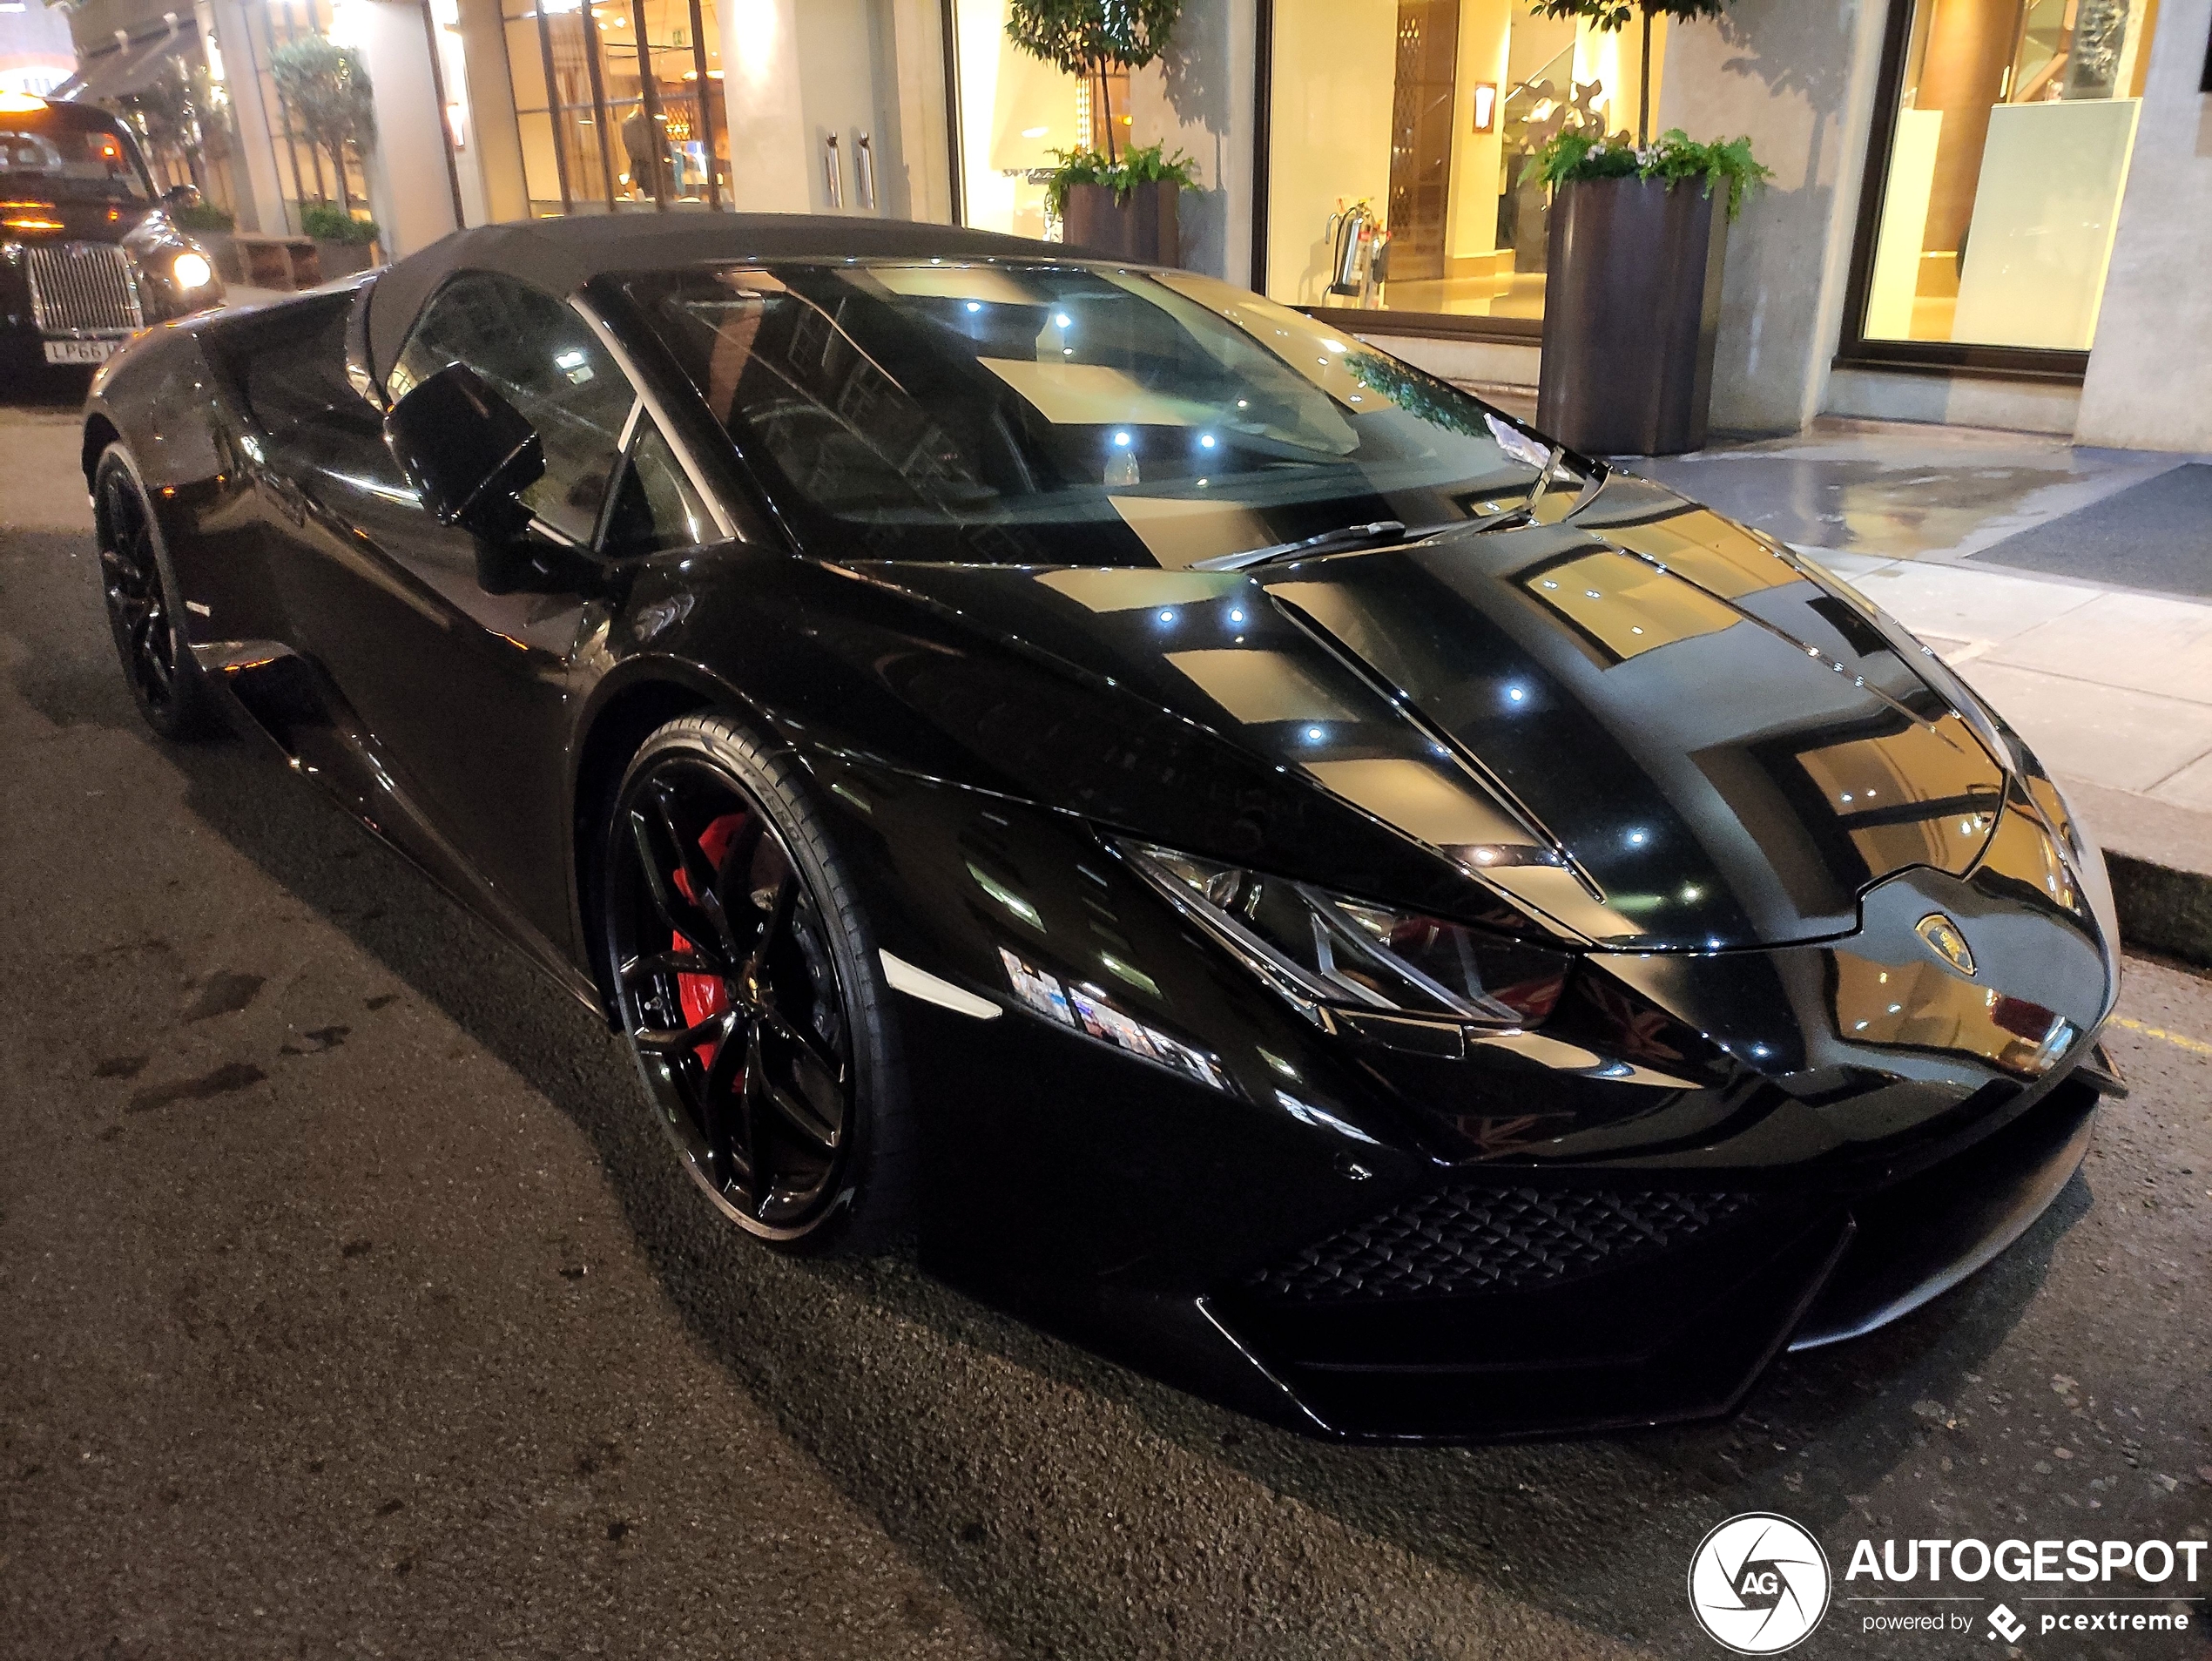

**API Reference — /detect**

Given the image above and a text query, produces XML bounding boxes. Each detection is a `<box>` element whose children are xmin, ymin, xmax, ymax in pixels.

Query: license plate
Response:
<box><xmin>44</xmin><ymin>338</ymin><xmax>120</xmax><ymax>365</ymax></box>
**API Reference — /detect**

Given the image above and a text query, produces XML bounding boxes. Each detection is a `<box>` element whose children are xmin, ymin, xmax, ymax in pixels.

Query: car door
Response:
<box><xmin>266</xmin><ymin>273</ymin><xmax>713</xmax><ymax>964</ymax></box>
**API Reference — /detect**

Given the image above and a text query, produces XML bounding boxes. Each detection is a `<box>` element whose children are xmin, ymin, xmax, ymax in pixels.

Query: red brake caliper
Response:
<box><xmin>671</xmin><ymin>811</ymin><xmax>749</xmax><ymax>1068</ymax></box>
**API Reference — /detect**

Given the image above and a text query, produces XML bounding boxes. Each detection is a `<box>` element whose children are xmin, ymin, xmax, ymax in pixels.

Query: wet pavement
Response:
<box><xmin>1630</xmin><ymin>422</ymin><xmax>2189</xmax><ymax>573</ymax></box>
<box><xmin>4</xmin><ymin>403</ymin><xmax>2210</xmax><ymax>1660</ymax></box>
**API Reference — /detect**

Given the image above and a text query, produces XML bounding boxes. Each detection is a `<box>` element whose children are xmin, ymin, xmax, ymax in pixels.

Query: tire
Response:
<box><xmin>601</xmin><ymin>712</ymin><xmax>914</xmax><ymax>1253</ymax></box>
<box><xmin>93</xmin><ymin>443</ymin><xmax>216</xmax><ymax>741</ymax></box>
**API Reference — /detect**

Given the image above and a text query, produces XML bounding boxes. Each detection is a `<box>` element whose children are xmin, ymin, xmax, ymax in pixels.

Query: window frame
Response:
<box><xmin>591</xmin><ymin>398</ymin><xmax>721</xmax><ymax>557</ymax></box>
<box><xmin>1832</xmin><ymin>0</ymin><xmax>2093</xmax><ymax>385</ymax></box>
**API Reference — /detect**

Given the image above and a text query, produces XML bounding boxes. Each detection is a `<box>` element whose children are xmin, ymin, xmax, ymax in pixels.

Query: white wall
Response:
<box><xmin>718</xmin><ymin>0</ymin><xmax>812</xmax><ymax>211</ymax></box>
<box><xmin>2076</xmin><ymin>0</ymin><xmax>2212</xmax><ymax>452</ymax></box>
<box><xmin>204</xmin><ymin>0</ymin><xmax>292</xmax><ymax>234</ymax></box>
<box><xmin>1127</xmin><ymin>0</ymin><xmax>1257</xmax><ymax>280</ymax></box>
<box><xmin>342</xmin><ymin>0</ymin><xmax>461</xmax><ymax>257</ymax></box>
<box><xmin>1656</xmin><ymin>0</ymin><xmax>1891</xmax><ymax>436</ymax></box>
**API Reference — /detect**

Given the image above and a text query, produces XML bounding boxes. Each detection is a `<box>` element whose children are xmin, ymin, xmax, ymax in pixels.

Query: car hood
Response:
<box><xmin>849</xmin><ymin>477</ymin><xmax>2006</xmax><ymax>950</ymax></box>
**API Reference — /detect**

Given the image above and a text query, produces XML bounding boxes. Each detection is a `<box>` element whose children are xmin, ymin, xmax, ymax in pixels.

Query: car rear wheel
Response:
<box><xmin>93</xmin><ymin>445</ymin><xmax>214</xmax><ymax>741</ymax></box>
<box><xmin>602</xmin><ymin>714</ymin><xmax>914</xmax><ymax>1253</ymax></box>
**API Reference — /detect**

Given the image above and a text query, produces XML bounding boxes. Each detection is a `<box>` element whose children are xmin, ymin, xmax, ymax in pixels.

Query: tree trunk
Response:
<box><xmin>329</xmin><ymin>142</ymin><xmax>353</xmax><ymax>217</ymax></box>
<box><xmin>1097</xmin><ymin>64</ymin><xmax>1116</xmax><ymax>162</ymax></box>
<box><xmin>1638</xmin><ymin>4</ymin><xmax>1653</xmax><ymax>149</ymax></box>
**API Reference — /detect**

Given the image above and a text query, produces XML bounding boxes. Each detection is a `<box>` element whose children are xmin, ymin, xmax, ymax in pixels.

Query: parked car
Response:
<box><xmin>77</xmin><ymin>213</ymin><xmax>2123</xmax><ymax>1440</ymax></box>
<box><xmin>0</xmin><ymin>92</ymin><xmax>223</xmax><ymax>375</ymax></box>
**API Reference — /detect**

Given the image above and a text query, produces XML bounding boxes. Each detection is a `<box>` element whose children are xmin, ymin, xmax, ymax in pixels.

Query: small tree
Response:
<box><xmin>1527</xmin><ymin>0</ymin><xmax>1729</xmax><ymax>149</ymax></box>
<box><xmin>115</xmin><ymin>57</ymin><xmax>207</xmax><ymax>197</ymax></box>
<box><xmin>1004</xmin><ymin>0</ymin><xmax>1180</xmax><ymax>164</ymax></box>
<box><xmin>270</xmin><ymin>33</ymin><xmax>375</xmax><ymax>218</ymax></box>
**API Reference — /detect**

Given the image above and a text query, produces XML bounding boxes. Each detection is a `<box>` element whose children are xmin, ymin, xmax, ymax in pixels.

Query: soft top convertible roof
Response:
<box><xmin>364</xmin><ymin>212</ymin><xmax>1051</xmax><ymax>387</ymax></box>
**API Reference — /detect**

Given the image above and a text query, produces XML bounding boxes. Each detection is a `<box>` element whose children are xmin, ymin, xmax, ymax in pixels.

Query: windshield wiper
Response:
<box><xmin>1192</xmin><ymin>519</ymin><xmax>1406</xmax><ymax>572</ymax></box>
<box><xmin>1190</xmin><ymin>510</ymin><xmax>1527</xmax><ymax>573</ymax></box>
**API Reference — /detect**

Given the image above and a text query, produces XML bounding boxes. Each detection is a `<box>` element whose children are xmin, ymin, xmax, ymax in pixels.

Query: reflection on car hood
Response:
<box><xmin>862</xmin><ymin>477</ymin><xmax>2006</xmax><ymax>949</ymax></box>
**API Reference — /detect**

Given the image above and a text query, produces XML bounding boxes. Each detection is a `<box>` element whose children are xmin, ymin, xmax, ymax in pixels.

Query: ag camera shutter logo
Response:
<box><xmin>1689</xmin><ymin>1513</ymin><xmax>1833</xmax><ymax>1653</ymax></box>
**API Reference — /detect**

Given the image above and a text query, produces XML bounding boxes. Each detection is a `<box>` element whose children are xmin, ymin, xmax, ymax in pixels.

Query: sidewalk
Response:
<box><xmin>1635</xmin><ymin>420</ymin><xmax>2212</xmax><ymax>962</ymax></box>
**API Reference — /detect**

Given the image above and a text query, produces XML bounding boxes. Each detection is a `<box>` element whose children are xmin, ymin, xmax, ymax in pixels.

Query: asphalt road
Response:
<box><xmin>3</xmin><ymin>395</ymin><xmax>2208</xmax><ymax>1660</ymax></box>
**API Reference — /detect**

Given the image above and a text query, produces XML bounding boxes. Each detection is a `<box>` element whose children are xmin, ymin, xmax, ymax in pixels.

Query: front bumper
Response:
<box><xmin>1197</xmin><ymin>1068</ymin><xmax>2099</xmax><ymax>1441</ymax></box>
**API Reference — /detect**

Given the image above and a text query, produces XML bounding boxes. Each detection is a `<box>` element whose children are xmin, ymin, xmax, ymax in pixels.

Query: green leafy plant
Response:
<box><xmin>1522</xmin><ymin>129</ymin><xmax>1770</xmax><ymax>219</ymax></box>
<box><xmin>1005</xmin><ymin>0</ymin><xmax>1180</xmax><ymax>163</ymax></box>
<box><xmin>300</xmin><ymin>201</ymin><xmax>379</xmax><ymax>244</ymax></box>
<box><xmin>173</xmin><ymin>202</ymin><xmax>235</xmax><ymax>233</ymax></box>
<box><xmin>270</xmin><ymin>33</ymin><xmax>375</xmax><ymax>219</ymax></box>
<box><xmin>1041</xmin><ymin>140</ymin><xmax>1197</xmax><ymax>219</ymax></box>
<box><xmin>1527</xmin><ymin>0</ymin><xmax>1730</xmax><ymax>146</ymax></box>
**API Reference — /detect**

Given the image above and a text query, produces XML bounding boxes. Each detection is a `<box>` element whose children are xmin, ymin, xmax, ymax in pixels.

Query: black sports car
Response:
<box><xmin>2</xmin><ymin>93</ymin><xmax>223</xmax><ymax>375</ymax></box>
<box><xmin>81</xmin><ymin>213</ymin><xmax>2123</xmax><ymax>1441</ymax></box>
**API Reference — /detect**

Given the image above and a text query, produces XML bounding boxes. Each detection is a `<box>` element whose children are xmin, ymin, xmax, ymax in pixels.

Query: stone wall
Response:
<box><xmin>2076</xmin><ymin>0</ymin><xmax>2212</xmax><ymax>453</ymax></box>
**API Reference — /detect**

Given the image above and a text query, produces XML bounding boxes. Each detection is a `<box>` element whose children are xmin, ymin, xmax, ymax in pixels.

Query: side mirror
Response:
<box><xmin>163</xmin><ymin>183</ymin><xmax>199</xmax><ymax>209</ymax></box>
<box><xmin>383</xmin><ymin>362</ymin><xmax>544</xmax><ymax>543</ymax></box>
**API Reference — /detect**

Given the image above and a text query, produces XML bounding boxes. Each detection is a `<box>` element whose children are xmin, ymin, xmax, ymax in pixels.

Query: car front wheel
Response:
<box><xmin>93</xmin><ymin>444</ymin><xmax>214</xmax><ymax>740</ymax></box>
<box><xmin>602</xmin><ymin>713</ymin><xmax>914</xmax><ymax>1253</ymax></box>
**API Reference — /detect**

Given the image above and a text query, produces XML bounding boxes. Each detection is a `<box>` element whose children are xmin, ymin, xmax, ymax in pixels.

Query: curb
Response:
<box><xmin>2109</xmin><ymin>854</ymin><xmax>2212</xmax><ymax>970</ymax></box>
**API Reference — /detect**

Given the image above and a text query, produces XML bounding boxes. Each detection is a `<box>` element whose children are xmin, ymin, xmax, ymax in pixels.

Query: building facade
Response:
<box><xmin>63</xmin><ymin>0</ymin><xmax>2212</xmax><ymax>450</ymax></box>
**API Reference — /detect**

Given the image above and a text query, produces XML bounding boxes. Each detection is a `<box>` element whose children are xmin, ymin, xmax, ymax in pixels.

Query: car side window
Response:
<box><xmin>388</xmin><ymin>272</ymin><xmax>632</xmax><ymax>544</ymax></box>
<box><xmin>600</xmin><ymin>417</ymin><xmax>714</xmax><ymax>557</ymax></box>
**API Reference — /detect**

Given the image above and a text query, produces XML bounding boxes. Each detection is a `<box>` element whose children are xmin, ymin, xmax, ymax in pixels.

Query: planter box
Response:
<box><xmin>1536</xmin><ymin>175</ymin><xmax>1729</xmax><ymax>456</ymax></box>
<box><xmin>1062</xmin><ymin>180</ymin><xmax>1180</xmax><ymax>266</ymax></box>
<box><xmin>313</xmin><ymin>237</ymin><xmax>382</xmax><ymax>280</ymax></box>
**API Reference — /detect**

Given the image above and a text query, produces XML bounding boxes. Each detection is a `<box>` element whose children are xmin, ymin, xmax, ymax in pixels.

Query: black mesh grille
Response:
<box><xmin>1248</xmin><ymin>1187</ymin><xmax>1754</xmax><ymax>1303</ymax></box>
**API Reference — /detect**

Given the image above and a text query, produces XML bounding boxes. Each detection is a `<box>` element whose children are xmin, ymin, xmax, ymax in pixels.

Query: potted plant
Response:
<box><xmin>1523</xmin><ymin>0</ymin><xmax>1764</xmax><ymax>456</ymax></box>
<box><xmin>1526</xmin><ymin>129</ymin><xmax>1767</xmax><ymax>456</ymax></box>
<box><xmin>300</xmin><ymin>202</ymin><xmax>383</xmax><ymax>279</ymax></box>
<box><xmin>1043</xmin><ymin>142</ymin><xmax>1197</xmax><ymax>264</ymax></box>
<box><xmin>1006</xmin><ymin>0</ymin><xmax>1185</xmax><ymax>260</ymax></box>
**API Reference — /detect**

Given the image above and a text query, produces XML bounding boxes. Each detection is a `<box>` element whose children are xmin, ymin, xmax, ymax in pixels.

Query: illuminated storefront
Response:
<box><xmin>1842</xmin><ymin>0</ymin><xmax>2153</xmax><ymax>372</ymax></box>
<box><xmin>499</xmin><ymin>0</ymin><xmax>725</xmax><ymax>214</ymax></box>
<box><xmin>1258</xmin><ymin>0</ymin><xmax>1665</xmax><ymax>337</ymax></box>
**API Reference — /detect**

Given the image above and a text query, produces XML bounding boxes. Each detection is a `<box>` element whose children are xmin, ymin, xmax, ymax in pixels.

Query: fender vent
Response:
<box><xmin>1249</xmin><ymin>1187</ymin><xmax>1754</xmax><ymax>1303</ymax></box>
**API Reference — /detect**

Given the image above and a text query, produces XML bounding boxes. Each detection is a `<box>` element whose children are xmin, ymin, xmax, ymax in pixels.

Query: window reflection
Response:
<box><xmin>1831</xmin><ymin>952</ymin><xmax>2074</xmax><ymax>1076</ymax></box>
<box><xmin>626</xmin><ymin>260</ymin><xmax>1545</xmax><ymax>568</ymax></box>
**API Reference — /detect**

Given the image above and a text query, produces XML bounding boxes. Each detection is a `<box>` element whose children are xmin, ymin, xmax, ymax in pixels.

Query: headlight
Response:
<box><xmin>172</xmin><ymin>250</ymin><xmax>212</xmax><ymax>290</ymax></box>
<box><xmin>1117</xmin><ymin>841</ymin><xmax>1568</xmax><ymax>1030</ymax></box>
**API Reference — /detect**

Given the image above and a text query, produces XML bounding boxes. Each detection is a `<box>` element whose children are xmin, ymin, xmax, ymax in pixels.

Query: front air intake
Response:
<box><xmin>1248</xmin><ymin>1186</ymin><xmax>1756</xmax><ymax>1303</ymax></box>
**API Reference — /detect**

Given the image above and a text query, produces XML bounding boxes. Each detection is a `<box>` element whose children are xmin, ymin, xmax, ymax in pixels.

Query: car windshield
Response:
<box><xmin>0</xmin><ymin>116</ymin><xmax>153</xmax><ymax>204</ymax></box>
<box><xmin>624</xmin><ymin>261</ymin><xmax>1548</xmax><ymax>568</ymax></box>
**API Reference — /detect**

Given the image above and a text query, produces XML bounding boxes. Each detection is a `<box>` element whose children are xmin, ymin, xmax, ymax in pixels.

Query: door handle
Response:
<box><xmin>854</xmin><ymin>132</ymin><xmax>877</xmax><ymax>211</ymax></box>
<box><xmin>821</xmin><ymin>133</ymin><xmax>844</xmax><ymax>210</ymax></box>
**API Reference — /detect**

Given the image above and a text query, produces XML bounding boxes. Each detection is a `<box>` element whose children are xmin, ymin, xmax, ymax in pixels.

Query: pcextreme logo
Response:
<box><xmin>1689</xmin><ymin>1513</ymin><xmax>1834</xmax><ymax>1653</ymax></box>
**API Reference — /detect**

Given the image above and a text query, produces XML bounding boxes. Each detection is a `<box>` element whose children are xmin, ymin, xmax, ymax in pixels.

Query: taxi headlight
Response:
<box><xmin>172</xmin><ymin>250</ymin><xmax>212</xmax><ymax>290</ymax></box>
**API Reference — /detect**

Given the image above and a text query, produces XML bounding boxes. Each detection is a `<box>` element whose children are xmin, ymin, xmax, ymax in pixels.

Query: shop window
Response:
<box><xmin>949</xmin><ymin>0</ymin><xmax>1130</xmax><ymax>240</ymax></box>
<box><xmin>501</xmin><ymin>0</ymin><xmax>726</xmax><ymax>216</ymax></box>
<box><xmin>1857</xmin><ymin>0</ymin><xmax>2152</xmax><ymax>353</ymax></box>
<box><xmin>1263</xmin><ymin>0</ymin><xmax>1665</xmax><ymax>329</ymax></box>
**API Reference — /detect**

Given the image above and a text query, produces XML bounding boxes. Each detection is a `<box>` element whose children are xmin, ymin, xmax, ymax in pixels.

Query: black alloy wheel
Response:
<box><xmin>94</xmin><ymin>447</ymin><xmax>212</xmax><ymax>739</ymax></box>
<box><xmin>604</xmin><ymin>715</ymin><xmax>911</xmax><ymax>1250</ymax></box>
